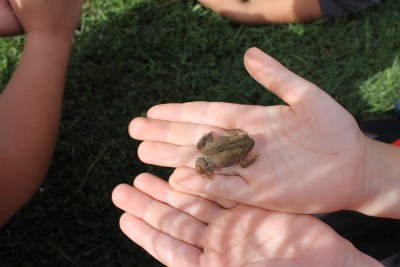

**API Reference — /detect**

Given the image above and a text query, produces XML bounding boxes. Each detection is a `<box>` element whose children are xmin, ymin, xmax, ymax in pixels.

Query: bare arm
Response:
<box><xmin>197</xmin><ymin>0</ymin><xmax>322</xmax><ymax>24</ymax></box>
<box><xmin>0</xmin><ymin>0</ymin><xmax>82</xmax><ymax>226</ymax></box>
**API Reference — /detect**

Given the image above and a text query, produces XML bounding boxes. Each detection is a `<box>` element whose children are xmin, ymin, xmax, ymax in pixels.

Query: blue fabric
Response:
<box><xmin>320</xmin><ymin>0</ymin><xmax>380</xmax><ymax>18</ymax></box>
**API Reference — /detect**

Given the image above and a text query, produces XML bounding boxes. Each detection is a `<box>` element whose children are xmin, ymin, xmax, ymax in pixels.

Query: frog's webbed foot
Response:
<box><xmin>197</xmin><ymin>132</ymin><xmax>213</xmax><ymax>149</ymax></box>
<box><xmin>240</xmin><ymin>151</ymin><xmax>259</xmax><ymax>168</ymax></box>
<box><xmin>199</xmin><ymin>168</ymin><xmax>214</xmax><ymax>181</ymax></box>
<box><xmin>202</xmin><ymin>173</ymin><xmax>214</xmax><ymax>181</ymax></box>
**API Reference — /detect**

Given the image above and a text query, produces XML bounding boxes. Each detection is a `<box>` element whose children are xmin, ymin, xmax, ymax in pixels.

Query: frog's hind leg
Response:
<box><xmin>195</xmin><ymin>156</ymin><xmax>215</xmax><ymax>181</ymax></box>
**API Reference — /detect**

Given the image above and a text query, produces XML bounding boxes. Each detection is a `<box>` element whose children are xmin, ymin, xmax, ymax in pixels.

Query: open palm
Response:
<box><xmin>112</xmin><ymin>174</ymin><xmax>379</xmax><ymax>267</ymax></box>
<box><xmin>129</xmin><ymin>48</ymin><xmax>372</xmax><ymax>214</ymax></box>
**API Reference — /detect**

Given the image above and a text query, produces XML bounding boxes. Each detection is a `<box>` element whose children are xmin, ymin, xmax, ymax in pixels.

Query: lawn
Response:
<box><xmin>0</xmin><ymin>0</ymin><xmax>399</xmax><ymax>266</ymax></box>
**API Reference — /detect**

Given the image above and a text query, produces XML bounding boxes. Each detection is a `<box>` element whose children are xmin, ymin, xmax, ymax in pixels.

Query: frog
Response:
<box><xmin>195</xmin><ymin>129</ymin><xmax>258</xmax><ymax>180</ymax></box>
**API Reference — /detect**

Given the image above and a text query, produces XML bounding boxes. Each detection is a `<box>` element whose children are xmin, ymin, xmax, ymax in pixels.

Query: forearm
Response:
<box><xmin>357</xmin><ymin>138</ymin><xmax>400</xmax><ymax>219</ymax></box>
<box><xmin>0</xmin><ymin>33</ymin><xmax>73</xmax><ymax>225</ymax></box>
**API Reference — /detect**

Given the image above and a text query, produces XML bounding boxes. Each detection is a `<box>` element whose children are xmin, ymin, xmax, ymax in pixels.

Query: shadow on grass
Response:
<box><xmin>0</xmin><ymin>0</ymin><xmax>399</xmax><ymax>266</ymax></box>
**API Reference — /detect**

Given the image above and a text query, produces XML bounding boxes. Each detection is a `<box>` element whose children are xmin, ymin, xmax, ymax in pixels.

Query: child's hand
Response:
<box><xmin>9</xmin><ymin>0</ymin><xmax>82</xmax><ymax>40</ymax></box>
<box><xmin>129</xmin><ymin>48</ymin><xmax>378</xmax><ymax>215</ymax></box>
<box><xmin>0</xmin><ymin>0</ymin><xmax>22</xmax><ymax>36</ymax></box>
<box><xmin>112</xmin><ymin>174</ymin><xmax>382</xmax><ymax>267</ymax></box>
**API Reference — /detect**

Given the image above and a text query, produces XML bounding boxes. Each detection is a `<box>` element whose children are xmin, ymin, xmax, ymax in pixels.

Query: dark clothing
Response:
<box><xmin>320</xmin><ymin>211</ymin><xmax>400</xmax><ymax>260</ymax></box>
<box><xmin>320</xmin><ymin>0</ymin><xmax>379</xmax><ymax>18</ymax></box>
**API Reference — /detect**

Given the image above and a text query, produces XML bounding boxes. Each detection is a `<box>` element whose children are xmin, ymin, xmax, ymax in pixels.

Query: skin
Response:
<box><xmin>112</xmin><ymin>174</ymin><xmax>382</xmax><ymax>267</ymax></box>
<box><xmin>0</xmin><ymin>0</ymin><xmax>82</xmax><ymax>226</ymax></box>
<box><xmin>129</xmin><ymin>47</ymin><xmax>400</xmax><ymax>219</ymax></box>
<box><xmin>197</xmin><ymin>0</ymin><xmax>322</xmax><ymax>24</ymax></box>
<box><xmin>0</xmin><ymin>0</ymin><xmax>22</xmax><ymax>36</ymax></box>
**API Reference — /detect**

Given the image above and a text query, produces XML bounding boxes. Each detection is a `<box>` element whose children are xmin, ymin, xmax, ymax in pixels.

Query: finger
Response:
<box><xmin>146</xmin><ymin>101</ymin><xmax>265</xmax><ymax>129</ymax></box>
<box><xmin>133</xmin><ymin>173</ymin><xmax>223</xmax><ymax>224</ymax></box>
<box><xmin>170</xmin><ymin>167</ymin><xmax>253</xmax><ymax>208</ymax></box>
<box><xmin>129</xmin><ymin>117</ymin><xmax>223</xmax><ymax>145</ymax></box>
<box><xmin>168</xmin><ymin>174</ymin><xmax>239</xmax><ymax>209</ymax></box>
<box><xmin>243</xmin><ymin>47</ymin><xmax>322</xmax><ymax>106</ymax></box>
<box><xmin>137</xmin><ymin>141</ymin><xmax>195</xmax><ymax>167</ymax></box>
<box><xmin>112</xmin><ymin>183</ymin><xmax>206</xmax><ymax>248</ymax></box>
<box><xmin>119</xmin><ymin>212</ymin><xmax>201</xmax><ymax>267</ymax></box>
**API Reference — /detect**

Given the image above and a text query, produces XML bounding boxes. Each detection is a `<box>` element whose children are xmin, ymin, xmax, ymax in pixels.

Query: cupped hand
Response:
<box><xmin>129</xmin><ymin>47</ymin><xmax>373</xmax><ymax>214</ymax></box>
<box><xmin>112</xmin><ymin>174</ymin><xmax>380</xmax><ymax>267</ymax></box>
<box><xmin>0</xmin><ymin>0</ymin><xmax>22</xmax><ymax>36</ymax></box>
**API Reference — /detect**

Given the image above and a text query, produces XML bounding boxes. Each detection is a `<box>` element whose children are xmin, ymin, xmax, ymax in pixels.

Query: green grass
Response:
<box><xmin>1</xmin><ymin>0</ymin><xmax>399</xmax><ymax>266</ymax></box>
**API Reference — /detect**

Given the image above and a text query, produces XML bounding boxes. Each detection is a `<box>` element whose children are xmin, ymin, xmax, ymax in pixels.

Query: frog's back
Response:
<box><xmin>202</xmin><ymin>135</ymin><xmax>255</xmax><ymax>167</ymax></box>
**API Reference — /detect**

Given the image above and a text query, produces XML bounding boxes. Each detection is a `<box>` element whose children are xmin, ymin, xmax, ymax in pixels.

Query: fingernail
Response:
<box><xmin>244</xmin><ymin>47</ymin><xmax>268</xmax><ymax>69</ymax></box>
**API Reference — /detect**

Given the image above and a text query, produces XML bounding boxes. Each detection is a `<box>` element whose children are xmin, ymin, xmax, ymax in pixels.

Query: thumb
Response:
<box><xmin>243</xmin><ymin>47</ymin><xmax>323</xmax><ymax>106</ymax></box>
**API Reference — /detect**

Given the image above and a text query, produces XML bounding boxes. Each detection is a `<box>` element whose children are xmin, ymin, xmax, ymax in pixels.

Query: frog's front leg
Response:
<box><xmin>239</xmin><ymin>151</ymin><xmax>259</xmax><ymax>168</ymax></box>
<box><xmin>195</xmin><ymin>156</ymin><xmax>215</xmax><ymax>180</ymax></box>
<box><xmin>197</xmin><ymin>132</ymin><xmax>213</xmax><ymax>149</ymax></box>
<box><xmin>226</xmin><ymin>128</ymin><xmax>247</xmax><ymax>137</ymax></box>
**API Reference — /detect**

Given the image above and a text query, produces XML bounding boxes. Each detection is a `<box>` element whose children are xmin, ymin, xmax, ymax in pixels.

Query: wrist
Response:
<box><xmin>25</xmin><ymin>29</ymin><xmax>75</xmax><ymax>47</ymax></box>
<box><xmin>356</xmin><ymin>138</ymin><xmax>400</xmax><ymax>218</ymax></box>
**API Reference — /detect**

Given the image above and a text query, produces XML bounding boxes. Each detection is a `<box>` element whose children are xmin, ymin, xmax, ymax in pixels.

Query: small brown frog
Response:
<box><xmin>195</xmin><ymin>129</ymin><xmax>258</xmax><ymax>180</ymax></box>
